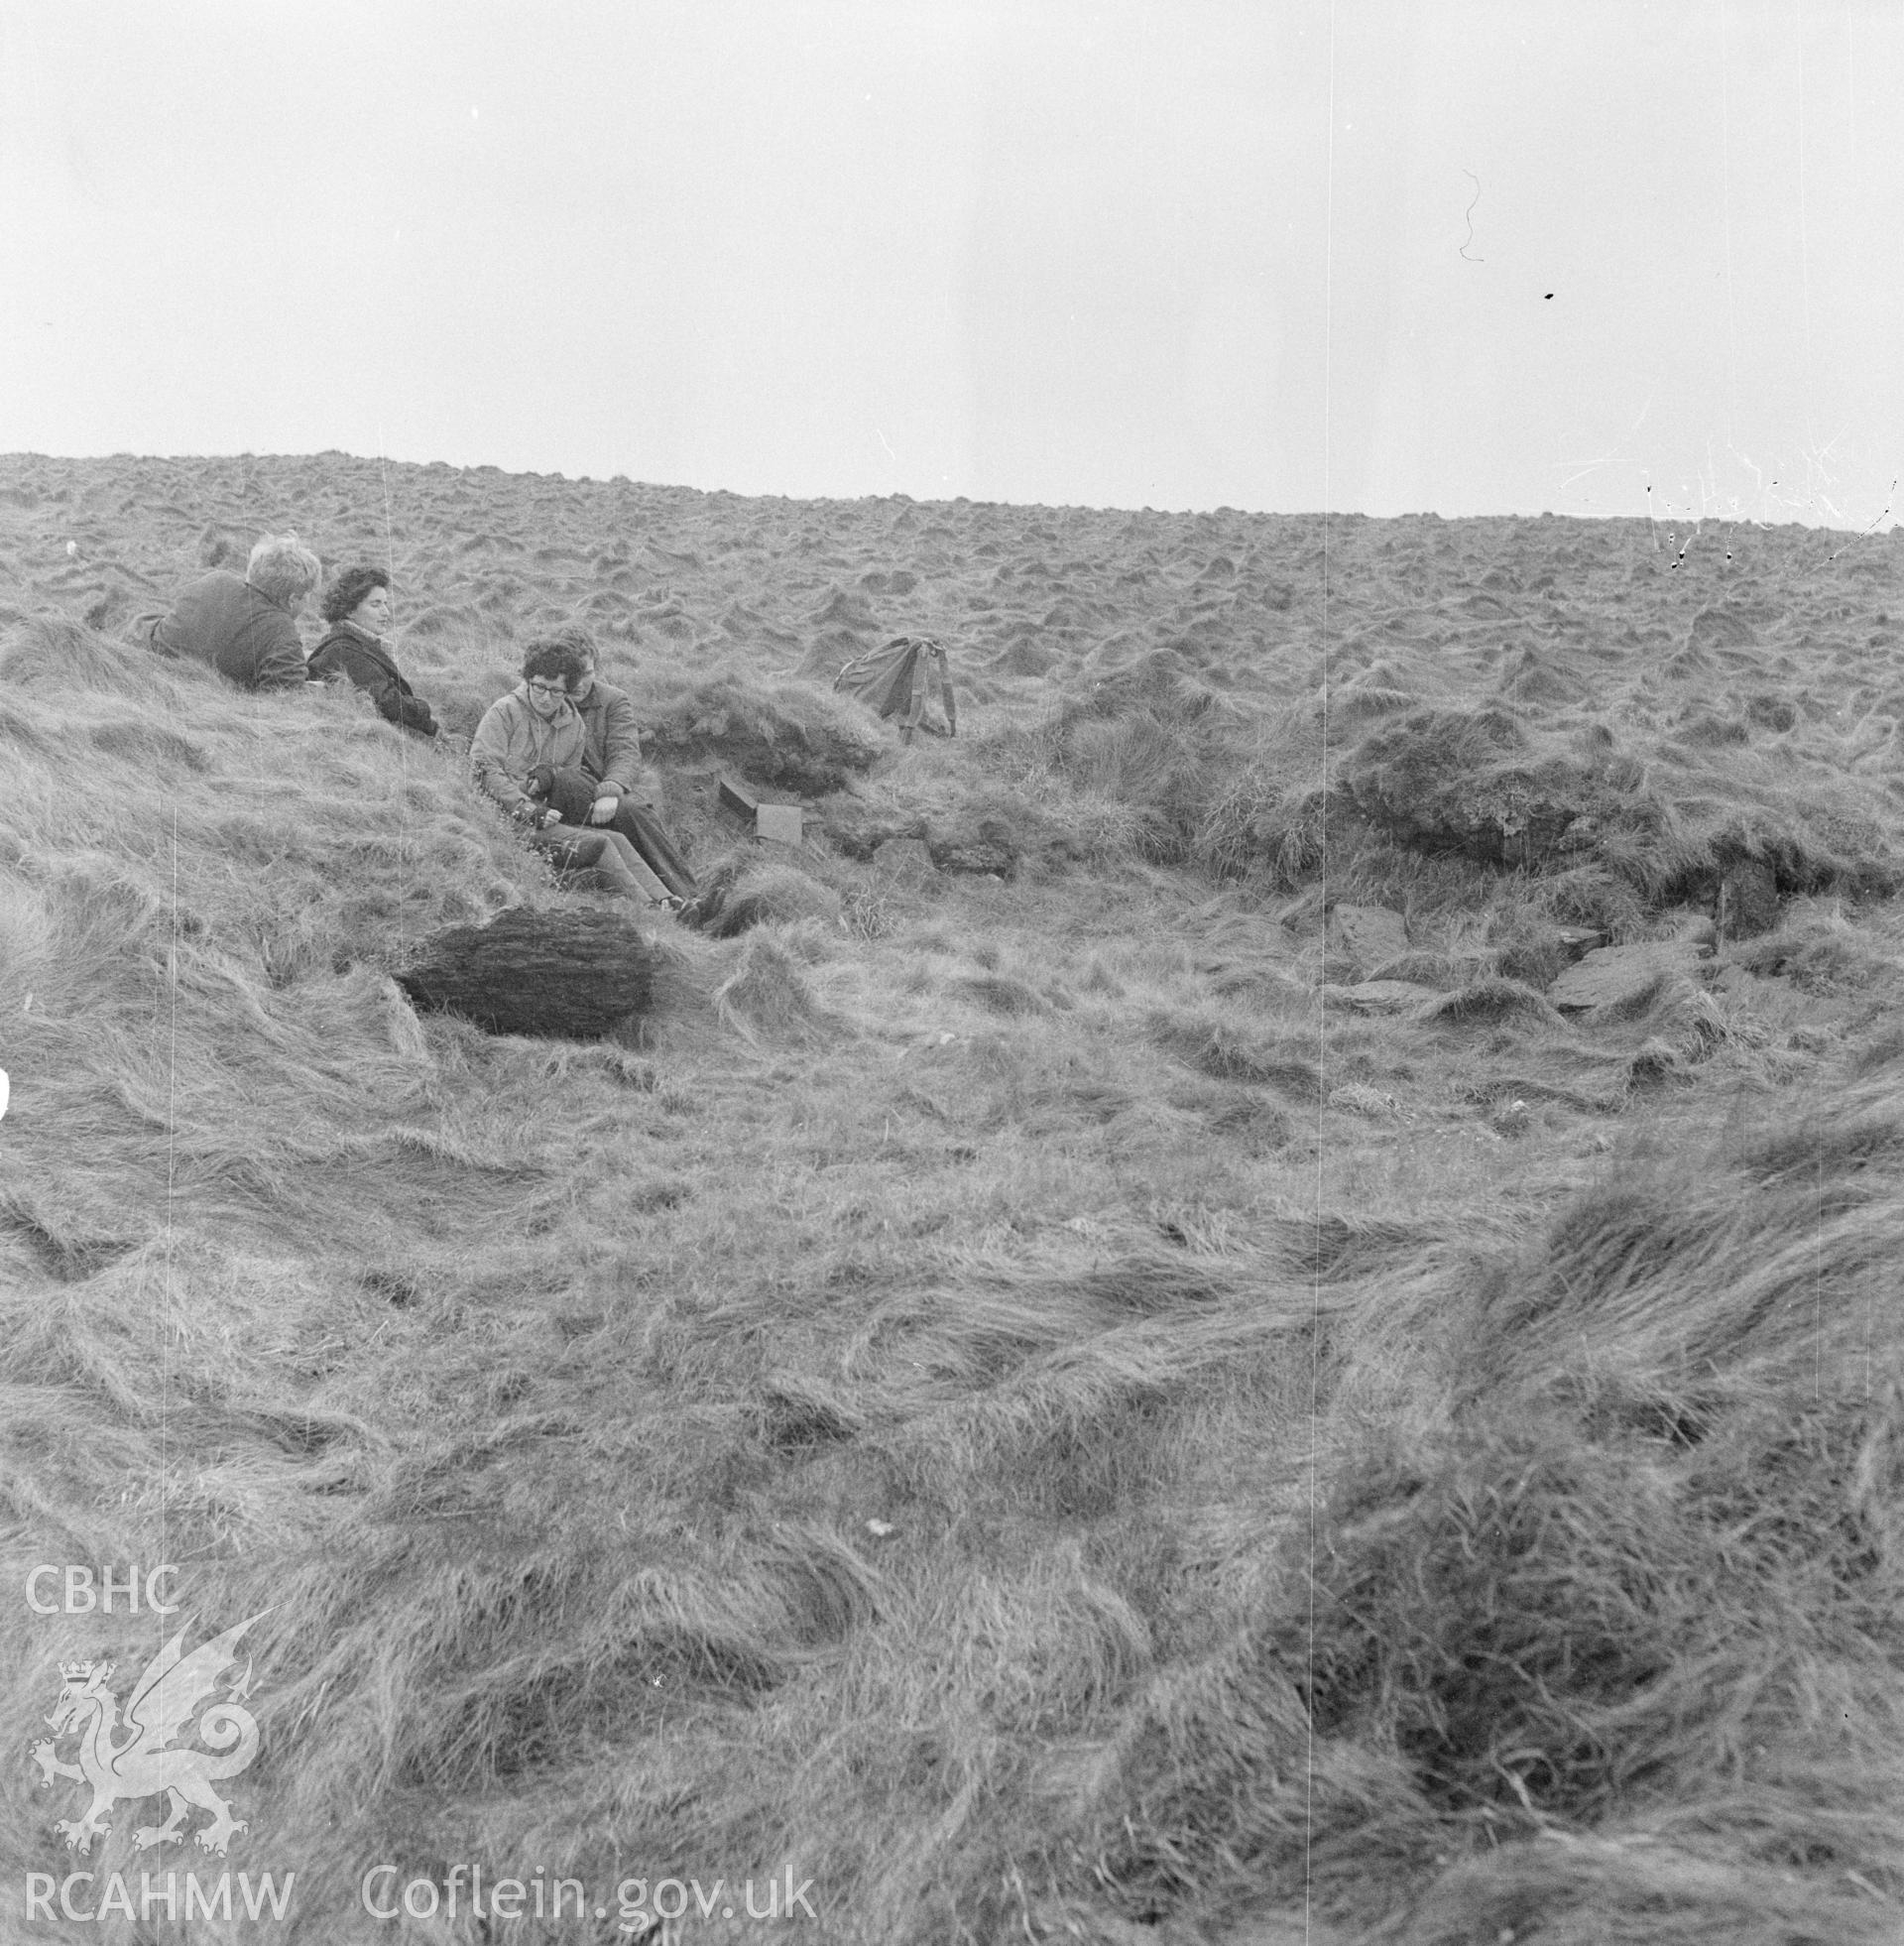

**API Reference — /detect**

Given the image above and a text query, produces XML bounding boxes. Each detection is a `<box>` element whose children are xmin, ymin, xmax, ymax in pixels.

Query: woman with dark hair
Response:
<box><xmin>306</xmin><ymin>565</ymin><xmax>439</xmax><ymax>737</ymax></box>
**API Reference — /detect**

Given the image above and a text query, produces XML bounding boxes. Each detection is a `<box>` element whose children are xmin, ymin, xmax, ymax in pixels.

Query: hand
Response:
<box><xmin>587</xmin><ymin>794</ymin><xmax>621</xmax><ymax>826</ymax></box>
<box><xmin>539</xmin><ymin>808</ymin><xmax>564</xmax><ymax>829</ymax></box>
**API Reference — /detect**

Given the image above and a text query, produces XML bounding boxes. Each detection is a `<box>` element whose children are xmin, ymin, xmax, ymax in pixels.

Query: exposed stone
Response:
<box><xmin>870</xmin><ymin>836</ymin><xmax>939</xmax><ymax>888</ymax></box>
<box><xmin>1660</xmin><ymin>908</ymin><xmax>1719</xmax><ymax>948</ymax></box>
<box><xmin>815</xmin><ymin>798</ymin><xmax>923</xmax><ymax>860</ymax></box>
<box><xmin>1364</xmin><ymin>950</ymin><xmax>1464</xmax><ymax>987</ymax></box>
<box><xmin>1497</xmin><ymin>924</ymin><xmax>1609</xmax><ymax>987</ymax></box>
<box><xmin>1719</xmin><ymin>858</ymin><xmax>1780</xmax><ymax>939</ymax></box>
<box><xmin>1323</xmin><ymin>979</ymin><xmax>1442</xmax><ymax>1014</ymax></box>
<box><xmin>926</xmin><ymin>816</ymin><xmax>1019</xmax><ymax>878</ymax></box>
<box><xmin>1547</xmin><ymin>939</ymin><xmax>1709</xmax><ymax>1013</ymax></box>
<box><xmin>1327</xmin><ymin>903</ymin><xmax>1408</xmax><ymax>979</ymax></box>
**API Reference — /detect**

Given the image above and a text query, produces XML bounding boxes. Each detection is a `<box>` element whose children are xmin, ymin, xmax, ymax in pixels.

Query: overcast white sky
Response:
<box><xmin>2</xmin><ymin>1</ymin><xmax>1899</xmax><ymax>523</ymax></box>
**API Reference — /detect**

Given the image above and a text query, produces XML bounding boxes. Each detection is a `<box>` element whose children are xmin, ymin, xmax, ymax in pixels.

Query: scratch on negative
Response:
<box><xmin>1461</xmin><ymin>171</ymin><xmax>1484</xmax><ymax>263</ymax></box>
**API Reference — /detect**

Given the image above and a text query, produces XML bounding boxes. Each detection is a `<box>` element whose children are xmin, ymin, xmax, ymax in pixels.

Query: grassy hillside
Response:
<box><xmin>2</xmin><ymin>454</ymin><xmax>1901</xmax><ymax>1943</ymax></box>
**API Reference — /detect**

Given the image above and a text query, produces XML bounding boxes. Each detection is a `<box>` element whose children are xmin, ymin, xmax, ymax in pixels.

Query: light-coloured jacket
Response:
<box><xmin>468</xmin><ymin>686</ymin><xmax>589</xmax><ymax>815</ymax></box>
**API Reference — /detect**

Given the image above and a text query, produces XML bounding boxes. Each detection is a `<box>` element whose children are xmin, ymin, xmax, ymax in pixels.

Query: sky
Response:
<box><xmin>1</xmin><ymin>0</ymin><xmax>1900</xmax><ymax>524</ymax></box>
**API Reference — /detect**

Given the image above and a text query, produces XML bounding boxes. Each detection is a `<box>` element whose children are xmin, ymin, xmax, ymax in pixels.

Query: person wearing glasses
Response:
<box><xmin>306</xmin><ymin>564</ymin><xmax>439</xmax><ymax>737</ymax></box>
<box><xmin>469</xmin><ymin>639</ymin><xmax>677</xmax><ymax>908</ymax></box>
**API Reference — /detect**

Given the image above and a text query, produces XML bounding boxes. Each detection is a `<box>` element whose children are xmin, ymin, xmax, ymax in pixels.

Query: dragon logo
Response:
<box><xmin>29</xmin><ymin>1611</ymin><xmax>269</xmax><ymax>1857</ymax></box>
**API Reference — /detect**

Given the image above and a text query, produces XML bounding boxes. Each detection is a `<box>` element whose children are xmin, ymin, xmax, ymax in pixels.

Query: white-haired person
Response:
<box><xmin>148</xmin><ymin>534</ymin><xmax>320</xmax><ymax>691</ymax></box>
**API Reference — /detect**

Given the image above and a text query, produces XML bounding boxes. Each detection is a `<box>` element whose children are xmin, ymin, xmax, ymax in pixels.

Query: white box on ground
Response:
<box><xmin>756</xmin><ymin>803</ymin><xmax>804</xmax><ymax>846</ymax></box>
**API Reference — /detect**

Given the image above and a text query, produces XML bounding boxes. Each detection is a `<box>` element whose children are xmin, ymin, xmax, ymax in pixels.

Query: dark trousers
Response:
<box><xmin>544</xmin><ymin>769</ymin><xmax>697</xmax><ymax>899</ymax></box>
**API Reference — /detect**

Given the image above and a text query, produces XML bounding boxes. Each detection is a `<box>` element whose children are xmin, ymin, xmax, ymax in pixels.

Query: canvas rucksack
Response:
<box><xmin>833</xmin><ymin>636</ymin><xmax>957</xmax><ymax>744</ymax></box>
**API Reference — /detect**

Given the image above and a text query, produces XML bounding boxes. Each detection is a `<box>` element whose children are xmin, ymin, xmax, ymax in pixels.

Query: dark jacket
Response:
<box><xmin>306</xmin><ymin>623</ymin><xmax>439</xmax><ymax>736</ymax></box>
<box><xmin>573</xmin><ymin>677</ymin><xmax>659</xmax><ymax>804</ymax></box>
<box><xmin>150</xmin><ymin>570</ymin><xmax>307</xmax><ymax>691</ymax></box>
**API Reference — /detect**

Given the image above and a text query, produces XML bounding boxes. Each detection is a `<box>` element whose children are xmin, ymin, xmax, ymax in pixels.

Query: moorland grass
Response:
<box><xmin>3</xmin><ymin>478</ymin><xmax>1903</xmax><ymax>1945</ymax></box>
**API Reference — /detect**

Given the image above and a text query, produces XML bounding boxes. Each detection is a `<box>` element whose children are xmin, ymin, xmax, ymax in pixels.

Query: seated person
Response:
<box><xmin>470</xmin><ymin>640</ymin><xmax>678</xmax><ymax>909</ymax></box>
<box><xmin>306</xmin><ymin>565</ymin><xmax>439</xmax><ymax>737</ymax></box>
<box><xmin>550</xmin><ymin>625</ymin><xmax>697</xmax><ymax>900</ymax></box>
<box><xmin>149</xmin><ymin>534</ymin><xmax>320</xmax><ymax>690</ymax></box>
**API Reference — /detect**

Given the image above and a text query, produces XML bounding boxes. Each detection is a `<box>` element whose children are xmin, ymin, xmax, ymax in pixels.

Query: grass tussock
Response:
<box><xmin>641</xmin><ymin>668</ymin><xmax>887</xmax><ymax>795</ymax></box>
<box><xmin>711</xmin><ymin>929</ymin><xmax>843</xmax><ymax>1044</ymax></box>
<box><xmin>1419</xmin><ymin>975</ymin><xmax>1568</xmax><ymax>1026</ymax></box>
<box><xmin>1057</xmin><ymin>1097</ymin><xmax>1904</xmax><ymax>1939</ymax></box>
<box><xmin>1147</xmin><ymin>1008</ymin><xmax>1324</xmax><ymax>1098</ymax></box>
<box><xmin>690</xmin><ymin>849</ymin><xmax>845</xmax><ymax>936</ymax></box>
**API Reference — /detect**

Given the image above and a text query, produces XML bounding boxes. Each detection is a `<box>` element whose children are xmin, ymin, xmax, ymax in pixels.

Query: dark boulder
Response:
<box><xmin>1718</xmin><ymin>856</ymin><xmax>1781</xmax><ymax>939</ymax></box>
<box><xmin>926</xmin><ymin>814</ymin><xmax>1019</xmax><ymax>878</ymax></box>
<box><xmin>815</xmin><ymin>795</ymin><xmax>924</xmax><ymax>860</ymax></box>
